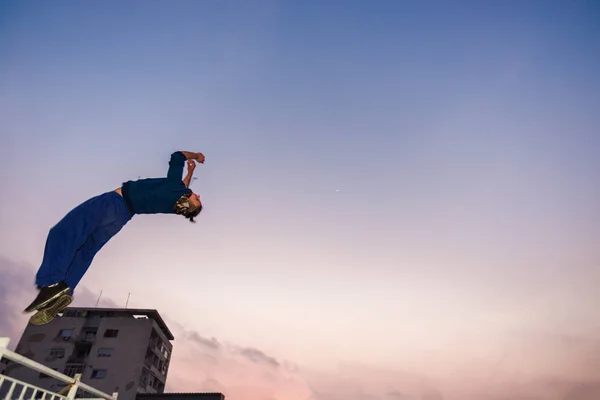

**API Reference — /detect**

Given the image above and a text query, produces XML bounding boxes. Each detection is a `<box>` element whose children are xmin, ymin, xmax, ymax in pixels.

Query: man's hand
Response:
<box><xmin>179</xmin><ymin>151</ymin><xmax>206</xmax><ymax>164</ymax></box>
<box><xmin>187</xmin><ymin>160</ymin><xmax>196</xmax><ymax>172</ymax></box>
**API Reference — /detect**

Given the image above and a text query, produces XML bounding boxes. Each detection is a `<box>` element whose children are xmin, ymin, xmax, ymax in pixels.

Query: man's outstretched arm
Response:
<box><xmin>179</xmin><ymin>151</ymin><xmax>205</xmax><ymax>163</ymax></box>
<box><xmin>182</xmin><ymin>160</ymin><xmax>196</xmax><ymax>188</ymax></box>
<box><xmin>167</xmin><ymin>151</ymin><xmax>205</xmax><ymax>181</ymax></box>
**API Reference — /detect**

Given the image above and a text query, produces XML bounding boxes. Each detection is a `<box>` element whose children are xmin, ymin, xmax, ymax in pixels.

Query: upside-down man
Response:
<box><xmin>23</xmin><ymin>150</ymin><xmax>205</xmax><ymax>325</ymax></box>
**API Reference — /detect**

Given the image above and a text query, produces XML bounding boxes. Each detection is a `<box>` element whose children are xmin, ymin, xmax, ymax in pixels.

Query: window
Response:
<box><xmin>48</xmin><ymin>348</ymin><xmax>65</xmax><ymax>358</ymax></box>
<box><xmin>84</xmin><ymin>330</ymin><xmax>97</xmax><ymax>341</ymax></box>
<box><xmin>91</xmin><ymin>369</ymin><xmax>107</xmax><ymax>379</ymax></box>
<box><xmin>104</xmin><ymin>329</ymin><xmax>118</xmax><ymax>338</ymax></box>
<box><xmin>159</xmin><ymin>342</ymin><xmax>167</xmax><ymax>354</ymax></box>
<box><xmin>97</xmin><ymin>348</ymin><xmax>113</xmax><ymax>358</ymax></box>
<box><xmin>57</xmin><ymin>329</ymin><xmax>73</xmax><ymax>340</ymax></box>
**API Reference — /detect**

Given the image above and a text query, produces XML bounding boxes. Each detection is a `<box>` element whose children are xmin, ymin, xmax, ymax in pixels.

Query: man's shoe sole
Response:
<box><xmin>29</xmin><ymin>295</ymin><xmax>73</xmax><ymax>325</ymax></box>
<box><xmin>24</xmin><ymin>286</ymin><xmax>71</xmax><ymax>313</ymax></box>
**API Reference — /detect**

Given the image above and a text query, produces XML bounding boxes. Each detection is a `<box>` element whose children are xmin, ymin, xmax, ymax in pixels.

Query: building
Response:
<box><xmin>3</xmin><ymin>307</ymin><xmax>175</xmax><ymax>400</ymax></box>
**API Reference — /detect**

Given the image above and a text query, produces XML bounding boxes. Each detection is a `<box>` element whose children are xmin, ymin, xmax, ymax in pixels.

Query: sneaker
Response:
<box><xmin>29</xmin><ymin>294</ymin><xmax>73</xmax><ymax>326</ymax></box>
<box><xmin>23</xmin><ymin>282</ymin><xmax>70</xmax><ymax>313</ymax></box>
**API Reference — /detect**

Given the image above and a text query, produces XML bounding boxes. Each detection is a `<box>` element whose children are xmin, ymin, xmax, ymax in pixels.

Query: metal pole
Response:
<box><xmin>66</xmin><ymin>374</ymin><xmax>81</xmax><ymax>400</ymax></box>
<box><xmin>0</xmin><ymin>337</ymin><xmax>9</xmax><ymax>363</ymax></box>
<box><xmin>95</xmin><ymin>290</ymin><xmax>103</xmax><ymax>308</ymax></box>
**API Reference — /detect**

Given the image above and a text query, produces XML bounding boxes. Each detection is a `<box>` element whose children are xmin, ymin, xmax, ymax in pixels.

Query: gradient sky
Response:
<box><xmin>1</xmin><ymin>1</ymin><xmax>600</xmax><ymax>399</ymax></box>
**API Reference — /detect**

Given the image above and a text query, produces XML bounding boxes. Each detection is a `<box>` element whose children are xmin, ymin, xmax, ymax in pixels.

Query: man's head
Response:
<box><xmin>174</xmin><ymin>192</ymin><xmax>203</xmax><ymax>223</ymax></box>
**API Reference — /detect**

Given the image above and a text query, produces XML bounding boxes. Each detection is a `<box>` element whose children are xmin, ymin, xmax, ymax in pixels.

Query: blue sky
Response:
<box><xmin>2</xmin><ymin>1</ymin><xmax>600</xmax><ymax>399</ymax></box>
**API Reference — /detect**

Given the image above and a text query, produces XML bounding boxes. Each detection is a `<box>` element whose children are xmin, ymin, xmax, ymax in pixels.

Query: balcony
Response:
<box><xmin>69</xmin><ymin>340</ymin><xmax>92</xmax><ymax>363</ymax></box>
<box><xmin>143</xmin><ymin>357</ymin><xmax>166</xmax><ymax>379</ymax></box>
<box><xmin>63</xmin><ymin>363</ymin><xmax>86</xmax><ymax>378</ymax></box>
<box><xmin>67</xmin><ymin>353</ymin><xmax>89</xmax><ymax>364</ymax></box>
<box><xmin>150</xmin><ymin>363</ymin><xmax>165</xmax><ymax>381</ymax></box>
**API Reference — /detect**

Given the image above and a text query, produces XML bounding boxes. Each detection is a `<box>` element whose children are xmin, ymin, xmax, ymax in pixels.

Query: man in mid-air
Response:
<box><xmin>23</xmin><ymin>150</ymin><xmax>206</xmax><ymax>325</ymax></box>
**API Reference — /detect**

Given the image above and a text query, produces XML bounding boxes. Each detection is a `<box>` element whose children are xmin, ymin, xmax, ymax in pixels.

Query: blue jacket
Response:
<box><xmin>121</xmin><ymin>152</ymin><xmax>192</xmax><ymax>215</ymax></box>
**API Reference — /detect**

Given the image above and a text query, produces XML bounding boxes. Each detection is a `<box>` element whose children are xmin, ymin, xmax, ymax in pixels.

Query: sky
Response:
<box><xmin>1</xmin><ymin>0</ymin><xmax>600</xmax><ymax>399</ymax></box>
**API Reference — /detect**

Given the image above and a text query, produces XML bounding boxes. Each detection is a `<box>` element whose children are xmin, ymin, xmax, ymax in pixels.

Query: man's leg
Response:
<box><xmin>64</xmin><ymin>191</ymin><xmax>132</xmax><ymax>293</ymax></box>
<box><xmin>25</xmin><ymin>192</ymin><xmax>132</xmax><ymax>322</ymax></box>
<box><xmin>26</xmin><ymin>217</ymin><xmax>120</xmax><ymax>325</ymax></box>
<box><xmin>25</xmin><ymin>193</ymin><xmax>109</xmax><ymax>312</ymax></box>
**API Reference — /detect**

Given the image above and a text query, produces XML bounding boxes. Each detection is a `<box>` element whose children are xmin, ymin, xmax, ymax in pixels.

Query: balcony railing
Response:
<box><xmin>0</xmin><ymin>337</ymin><xmax>117</xmax><ymax>400</ymax></box>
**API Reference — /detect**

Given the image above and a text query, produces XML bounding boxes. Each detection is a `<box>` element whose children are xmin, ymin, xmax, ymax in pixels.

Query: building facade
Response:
<box><xmin>3</xmin><ymin>307</ymin><xmax>174</xmax><ymax>400</ymax></box>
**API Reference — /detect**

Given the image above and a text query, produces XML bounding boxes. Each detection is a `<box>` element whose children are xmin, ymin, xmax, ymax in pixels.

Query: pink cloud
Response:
<box><xmin>162</xmin><ymin>318</ymin><xmax>316</xmax><ymax>400</ymax></box>
<box><xmin>3</xmin><ymin>256</ymin><xmax>600</xmax><ymax>400</ymax></box>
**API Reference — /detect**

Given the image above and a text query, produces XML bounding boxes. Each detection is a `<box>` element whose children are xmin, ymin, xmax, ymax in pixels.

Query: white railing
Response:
<box><xmin>0</xmin><ymin>338</ymin><xmax>118</xmax><ymax>400</ymax></box>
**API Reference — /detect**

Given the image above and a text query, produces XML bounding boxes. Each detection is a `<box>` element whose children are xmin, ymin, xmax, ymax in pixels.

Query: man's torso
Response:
<box><xmin>120</xmin><ymin>177</ymin><xmax>190</xmax><ymax>215</ymax></box>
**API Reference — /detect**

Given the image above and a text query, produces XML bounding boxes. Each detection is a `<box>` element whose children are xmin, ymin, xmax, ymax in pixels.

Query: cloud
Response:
<box><xmin>187</xmin><ymin>330</ymin><xmax>221</xmax><ymax>350</ymax></box>
<box><xmin>3</xmin><ymin>255</ymin><xmax>600</xmax><ymax>400</ymax></box>
<box><xmin>0</xmin><ymin>256</ymin><xmax>315</xmax><ymax>400</ymax></box>
<box><xmin>162</xmin><ymin>319</ymin><xmax>316</xmax><ymax>400</ymax></box>
<box><xmin>0</xmin><ymin>256</ymin><xmax>33</xmax><ymax>347</ymax></box>
<box><xmin>238</xmin><ymin>347</ymin><xmax>280</xmax><ymax>368</ymax></box>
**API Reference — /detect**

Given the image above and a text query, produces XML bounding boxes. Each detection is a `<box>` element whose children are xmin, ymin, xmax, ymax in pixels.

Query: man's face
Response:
<box><xmin>189</xmin><ymin>192</ymin><xmax>202</xmax><ymax>209</ymax></box>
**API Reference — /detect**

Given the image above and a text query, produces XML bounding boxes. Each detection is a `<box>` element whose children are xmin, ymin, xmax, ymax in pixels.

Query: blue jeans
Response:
<box><xmin>35</xmin><ymin>191</ymin><xmax>132</xmax><ymax>295</ymax></box>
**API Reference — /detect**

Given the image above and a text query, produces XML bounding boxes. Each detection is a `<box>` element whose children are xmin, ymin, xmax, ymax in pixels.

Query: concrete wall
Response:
<box><xmin>85</xmin><ymin>316</ymin><xmax>153</xmax><ymax>400</ymax></box>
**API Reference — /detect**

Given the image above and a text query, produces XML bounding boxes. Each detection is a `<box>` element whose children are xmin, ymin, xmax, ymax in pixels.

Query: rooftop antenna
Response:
<box><xmin>125</xmin><ymin>293</ymin><xmax>131</xmax><ymax>309</ymax></box>
<box><xmin>95</xmin><ymin>290</ymin><xmax>103</xmax><ymax>308</ymax></box>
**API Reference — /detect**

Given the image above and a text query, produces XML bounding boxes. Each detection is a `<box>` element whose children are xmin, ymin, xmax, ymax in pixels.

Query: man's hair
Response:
<box><xmin>174</xmin><ymin>193</ymin><xmax>203</xmax><ymax>223</ymax></box>
<box><xmin>185</xmin><ymin>205</ymin><xmax>202</xmax><ymax>223</ymax></box>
